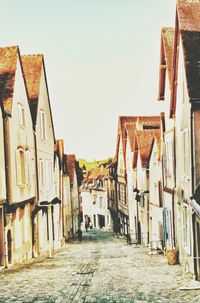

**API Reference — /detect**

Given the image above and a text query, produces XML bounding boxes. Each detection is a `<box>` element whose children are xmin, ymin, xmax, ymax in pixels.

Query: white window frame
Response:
<box><xmin>18</xmin><ymin>103</ymin><xmax>25</xmax><ymax>127</ymax></box>
<box><xmin>25</xmin><ymin>150</ymin><xmax>31</xmax><ymax>185</ymax></box>
<box><xmin>181</xmin><ymin>129</ymin><xmax>190</xmax><ymax>181</ymax></box>
<box><xmin>39</xmin><ymin>160</ymin><xmax>45</xmax><ymax>191</ymax></box>
<box><xmin>40</xmin><ymin>110</ymin><xmax>47</xmax><ymax>141</ymax></box>
<box><xmin>181</xmin><ymin>204</ymin><xmax>191</xmax><ymax>254</ymax></box>
<box><xmin>45</xmin><ymin>160</ymin><xmax>52</xmax><ymax>191</ymax></box>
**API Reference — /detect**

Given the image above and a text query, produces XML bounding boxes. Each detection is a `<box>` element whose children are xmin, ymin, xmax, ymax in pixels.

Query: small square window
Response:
<box><xmin>18</xmin><ymin>104</ymin><xmax>25</xmax><ymax>127</ymax></box>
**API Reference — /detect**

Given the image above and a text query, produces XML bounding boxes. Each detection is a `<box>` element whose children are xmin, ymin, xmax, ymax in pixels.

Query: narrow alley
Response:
<box><xmin>0</xmin><ymin>230</ymin><xmax>200</xmax><ymax>303</ymax></box>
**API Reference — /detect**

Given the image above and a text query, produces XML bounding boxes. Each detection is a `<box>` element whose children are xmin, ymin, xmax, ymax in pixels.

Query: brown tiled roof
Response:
<box><xmin>66</xmin><ymin>154</ymin><xmax>76</xmax><ymax>187</ymax></box>
<box><xmin>116</xmin><ymin>116</ymin><xmax>161</xmax><ymax>171</ymax></box>
<box><xmin>125</xmin><ymin>124</ymin><xmax>136</xmax><ymax>152</ymax></box>
<box><xmin>84</xmin><ymin>167</ymin><xmax>108</xmax><ymax>183</ymax></box>
<box><xmin>0</xmin><ymin>46</ymin><xmax>18</xmax><ymax>115</ymax></box>
<box><xmin>135</xmin><ymin>130</ymin><xmax>160</xmax><ymax>166</ymax></box>
<box><xmin>55</xmin><ymin>139</ymin><xmax>64</xmax><ymax>169</ymax></box>
<box><xmin>177</xmin><ymin>0</ymin><xmax>200</xmax><ymax>31</ymax></box>
<box><xmin>181</xmin><ymin>31</ymin><xmax>200</xmax><ymax>100</ymax></box>
<box><xmin>158</xmin><ymin>28</ymin><xmax>174</xmax><ymax>101</ymax></box>
<box><xmin>21</xmin><ymin>55</ymin><xmax>43</xmax><ymax>126</ymax></box>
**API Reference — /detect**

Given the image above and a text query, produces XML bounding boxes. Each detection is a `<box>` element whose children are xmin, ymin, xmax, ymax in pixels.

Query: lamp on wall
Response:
<box><xmin>133</xmin><ymin>187</ymin><xmax>140</xmax><ymax>193</ymax></box>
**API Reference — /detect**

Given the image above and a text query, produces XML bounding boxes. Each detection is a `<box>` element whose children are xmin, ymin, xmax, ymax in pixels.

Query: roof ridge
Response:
<box><xmin>21</xmin><ymin>54</ymin><xmax>43</xmax><ymax>57</ymax></box>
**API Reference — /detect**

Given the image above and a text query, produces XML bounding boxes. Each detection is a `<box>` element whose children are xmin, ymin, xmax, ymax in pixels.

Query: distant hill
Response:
<box><xmin>78</xmin><ymin>158</ymin><xmax>112</xmax><ymax>171</ymax></box>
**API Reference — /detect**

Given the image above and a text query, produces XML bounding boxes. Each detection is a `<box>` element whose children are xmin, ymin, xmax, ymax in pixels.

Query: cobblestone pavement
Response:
<box><xmin>0</xmin><ymin>230</ymin><xmax>200</xmax><ymax>302</ymax></box>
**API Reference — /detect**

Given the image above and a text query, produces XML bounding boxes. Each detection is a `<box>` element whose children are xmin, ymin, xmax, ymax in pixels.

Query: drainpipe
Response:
<box><xmin>172</xmin><ymin>124</ymin><xmax>176</xmax><ymax>249</ymax></box>
<box><xmin>70</xmin><ymin>189</ymin><xmax>74</xmax><ymax>238</ymax></box>
<box><xmin>190</xmin><ymin>105</ymin><xmax>196</xmax><ymax>278</ymax></box>
<box><xmin>32</xmin><ymin>130</ymin><xmax>39</xmax><ymax>258</ymax></box>
<box><xmin>3</xmin><ymin>207</ymin><xmax>8</xmax><ymax>268</ymax></box>
<box><xmin>2</xmin><ymin>111</ymin><xmax>11</xmax><ymax>268</ymax></box>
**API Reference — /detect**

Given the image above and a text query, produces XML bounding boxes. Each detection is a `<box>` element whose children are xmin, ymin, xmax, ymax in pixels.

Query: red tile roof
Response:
<box><xmin>170</xmin><ymin>1</ymin><xmax>200</xmax><ymax>104</ymax></box>
<box><xmin>125</xmin><ymin>124</ymin><xmax>136</xmax><ymax>152</ymax></box>
<box><xmin>84</xmin><ymin>167</ymin><xmax>108</xmax><ymax>183</ymax></box>
<box><xmin>116</xmin><ymin>116</ymin><xmax>161</xmax><ymax>172</ymax></box>
<box><xmin>177</xmin><ymin>0</ymin><xmax>200</xmax><ymax>31</ymax></box>
<box><xmin>21</xmin><ymin>55</ymin><xmax>43</xmax><ymax>126</ymax></box>
<box><xmin>55</xmin><ymin>139</ymin><xmax>64</xmax><ymax>169</ymax></box>
<box><xmin>135</xmin><ymin>129</ymin><xmax>160</xmax><ymax>166</ymax></box>
<box><xmin>0</xmin><ymin>46</ymin><xmax>18</xmax><ymax>115</ymax></box>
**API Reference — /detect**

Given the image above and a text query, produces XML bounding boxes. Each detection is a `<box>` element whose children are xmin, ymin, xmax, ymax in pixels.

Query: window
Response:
<box><xmin>163</xmin><ymin>139</ymin><xmax>174</xmax><ymax>186</ymax></box>
<box><xmin>181</xmin><ymin>129</ymin><xmax>190</xmax><ymax>180</ymax></box>
<box><xmin>46</xmin><ymin>160</ymin><xmax>52</xmax><ymax>190</ymax></box>
<box><xmin>39</xmin><ymin>160</ymin><xmax>45</xmax><ymax>190</ymax></box>
<box><xmin>18</xmin><ymin>104</ymin><xmax>25</xmax><ymax>127</ymax></box>
<box><xmin>181</xmin><ymin>204</ymin><xmax>191</xmax><ymax>254</ymax></box>
<box><xmin>16</xmin><ymin>148</ymin><xmax>25</xmax><ymax>186</ymax></box>
<box><xmin>25</xmin><ymin>150</ymin><xmax>31</xmax><ymax>185</ymax></box>
<box><xmin>100</xmin><ymin>197</ymin><xmax>103</xmax><ymax>208</ymax></box>
<box><xmin>40</xmin><ymin>110</ymin><xmax>47</xmax><ymax>141</ymax></box>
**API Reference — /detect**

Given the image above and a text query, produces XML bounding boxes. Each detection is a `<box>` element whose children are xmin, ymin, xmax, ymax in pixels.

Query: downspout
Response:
<box><xmin>190</xmin><ymin>105</ymin><xmax>196</xmax><ymax>278</ymax></box>
<box><xmin>70</xmin><ymin>187</ymin><xmax>74</xmax><ymax>238</ymax></box>
<box><xmin>172</xmin><ymin>123</ymin><xmax>176</xmax><ymax>249</ymax></box>
<box><xmin>32</xmin><ymin>129</ymin><xmax>39</xmax><ymax>257</ymax></box>
<box><xmin>2</xmin><ymin>112</ymin><xmax>11</xmax><ymax>268</ymax></box>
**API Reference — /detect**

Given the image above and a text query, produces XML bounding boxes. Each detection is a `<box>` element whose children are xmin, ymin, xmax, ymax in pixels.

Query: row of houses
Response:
<box><xmin>108</xmin><ymin>0</ymin><xmax>200</xmax><ymax>281</ymax></box>
<box><xmin>81</xmin><ymin>166</ymin><xmax>112</xmax><ymax>231</ymax></box>
<box><xmin>0</xmin><ymin>46</ymin><xmax>81</xmax><ymax>267</ymax></box>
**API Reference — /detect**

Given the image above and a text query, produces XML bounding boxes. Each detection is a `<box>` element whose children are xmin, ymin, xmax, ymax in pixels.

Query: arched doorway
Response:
<box><xmin>7</xmin><ymin>230</ymin><xmax>12</xmax><ymax>264</ymax></box>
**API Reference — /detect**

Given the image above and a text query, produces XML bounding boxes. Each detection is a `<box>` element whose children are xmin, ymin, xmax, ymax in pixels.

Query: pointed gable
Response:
<box><xmin>66</xmin><ymin>154</ymin><xmax>76</xmax><ymax>187</ymax></box>
<box><xmin>55</xmin><ymin>139</ymin><xmax>64</xmax><ymax>169</ymax></box>
<box><xmin>170</xmin><ymin>0</ymin><xmax>200</xmax><ymax>116</ymax></box>
<box><xmin>158</xmin><ymin>28</ymin><xmax>174</xmax><ymax>101</ymax></box>
<box><xmin>135</xmin><ymin>130</ymin><xmax>160</xmax><ymax>167</ymax></box>
<box><xmin>21</xmin><ymin>55</ymin><xmax>43</xmax><ymax>126</ymax></box>
<box><xmin>125</xmin><ymin>124</ymin><xmax>136</xmax><ymax>152</ymax></box>
<box><xmin>0</xmin><ymin>46</ymin><xmax>19</xmax><ymax>115</ymax></box>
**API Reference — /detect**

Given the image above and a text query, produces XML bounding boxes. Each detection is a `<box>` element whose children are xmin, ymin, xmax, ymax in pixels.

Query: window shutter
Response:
<box><xmin>158</xmin><ymin>181</ymin><xmax>163</xmax><ymax>207</ymax></box>
<box><xmin>25</xmin><ymin>150</ymin><xmax>30</xmax><ymax>184</ymax></box>
<box><xmin>16</xmin><ymin>150</ymin><xmax>22</xmax><ymax>186</ymax></box>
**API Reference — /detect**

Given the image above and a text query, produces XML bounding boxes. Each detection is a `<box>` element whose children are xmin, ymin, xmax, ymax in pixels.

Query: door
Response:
<box><xmin>7</xmin><ymin>230</ymin><xmax>12</xmax><ymax>264</ymax></box>
<box><xmin>194</xmin><ymin>215</ymin><xmax>200</xmax><ymax>281</ymax></box>
<box><xmin>0</xmin><ymin>208</ymin><xmax>4</xmax><ymax>265</ymax></box>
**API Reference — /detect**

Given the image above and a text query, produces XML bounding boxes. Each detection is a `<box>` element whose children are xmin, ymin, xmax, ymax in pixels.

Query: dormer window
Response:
<box><xmin>18</xmin><ymin>104</ymin><xmax>25</xmax><ymax>127</ymax></box>
<box><xmin>40</xmin><ymin>110</ymin><xmax>47</xmax><ymax>141</ymax></box>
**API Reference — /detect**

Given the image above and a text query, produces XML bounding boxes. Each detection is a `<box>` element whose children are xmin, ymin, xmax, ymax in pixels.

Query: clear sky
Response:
<box><xmin>0</xmin><ymin>0</ymin><xmax>175</xmax><ymax>161</ymax></box>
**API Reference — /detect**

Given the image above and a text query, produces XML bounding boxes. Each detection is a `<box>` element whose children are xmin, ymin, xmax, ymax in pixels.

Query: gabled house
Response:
<box><xmin>158</xmin><ymin>27</ymin><xmax>176</xmax><ymax>252</ymax></box>
<box><xmin>133</xmin><ymin>129</ymin><xmax>160</xmax><ymax>246</ymax></box>
<box><xmin>149</xmin><ymin>132</ymin><xmax>163</xmax><ymax>250</ymax></box>
<box><xmin>115</xmin><ymin>116</ymin><xmax>160</xmax><ymax>242</ymax></box>
<box><xmin>0</xmin><ymin>104</ymin><xmax>6</xmax><ymax>266</ymax></box>
<box><xmin>170</xmin><ymin>0</ymin><xmax>200</xmax><ymax>279</ymax></box>
<box><xmin>116</xmin><ymin>117</ymin><xmax>136</xmax><ymax>237</ymax></box>
<box><xmin>0</xmin><ymin>46</ymin><xmax>36</xmax><ymax>265</ymax></box>
<box><xmin>66</xmin><ymin>154</ymin><xmax>80</xmax><ymax>237</ymax></box>
<box><xmin>63</xmin><ymin>154</ymin><xmax>73</xmax><ymax>240</ymax></box>
<box><xmin>81</xmin><ymin>166</ymin><xmax>111</xmax><ymax>230</ymax></box>
<box><xmin>107</xmin><ymin>158</ymin><xmax>118</xmax><ymax>233</ymax></box>
<box><xmin>21</xmin><ymin>54</ymin><xmax>56</xmax><ymax>257</ymax></box>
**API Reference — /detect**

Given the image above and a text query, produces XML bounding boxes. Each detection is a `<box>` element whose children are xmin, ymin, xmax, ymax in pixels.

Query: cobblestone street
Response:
<box><xmin>0</xmin><ymin>230</ymin><xmax>200</xmax><ymax>303</ymax></box>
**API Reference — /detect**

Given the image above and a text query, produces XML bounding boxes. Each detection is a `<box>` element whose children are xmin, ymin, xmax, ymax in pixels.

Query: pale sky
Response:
<box><xmin>0</xmin><ymin>0</ymin><xmax>175</xmax><ymax>161</ymax></box>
